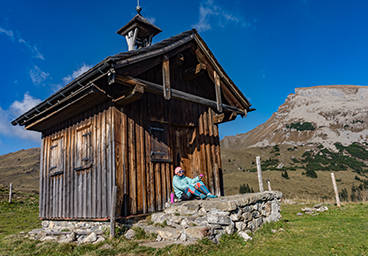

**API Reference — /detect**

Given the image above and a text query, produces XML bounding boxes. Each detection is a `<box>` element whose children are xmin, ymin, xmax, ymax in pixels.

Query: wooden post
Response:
<box><xmin>162</xmin><ymin>55</ymin><xmax>171</xmax><ymax>100</ymax></box>
<box><xmin>331</xmin><ymin>173</ymin><xmax>341</xmax><ymax>207</ymax></box>
<box><xmin>9</xmin><ymin>183</ymin><xmax>13</xmax><ymax>203</ymax></box>
<box><xmin>213</xmin><ymin>164</ymin><xmax>221</xmax><ymax>197</ymax></box>
<box><xmin>267</xmin><ymin>180</ymin><xmax>272</xmax><ymax>192</ymax></box>
<box><xmin>256</xmin><ymin>156</ymin><xmax>264</xmax><ymax>192</ymax></box>
<box><xmin>110</xmin><ymin>186</ymin><xmax>117</xmax><ymax>238</ymax></box>
<box><xmin>214</xmin><ymin>71</ymin><xmax>223</xmax><ymax>113</ymax></box>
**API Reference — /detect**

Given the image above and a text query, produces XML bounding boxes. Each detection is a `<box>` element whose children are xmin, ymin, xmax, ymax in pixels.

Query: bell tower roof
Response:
<box><xmin>116</xmin><ymin>6</ymin><xmax>162</xmax><ymax>51</ymax></box>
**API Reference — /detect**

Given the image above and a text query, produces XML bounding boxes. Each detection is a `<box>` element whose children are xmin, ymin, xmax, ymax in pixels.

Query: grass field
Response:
<box><xmin>221</xmin><ymin>144</ymin><xmax>368</xmax><ymax>200</ymax></box>
<box><xmin>1</xmin><ymin>189</ymin><xmax>368</xmax><ymax>255</ymax></box>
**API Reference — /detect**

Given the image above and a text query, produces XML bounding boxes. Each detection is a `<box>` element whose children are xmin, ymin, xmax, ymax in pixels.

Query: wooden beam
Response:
<box><xmin>114</xmin><ymin>75</ymin><xmax>245</xmax><ymax>115</ymax></box>
<box><xmin>212</xmin><ymin>111</ymin><xmax>238</xmax><ymax>124</ymax></box>
<box><xmin>183</xmin><ymin>63</ymin><xmax>207</xmax><ymax>81</ymax></box>
<box><xmin>213</xmin><ymin>114</ymin><xmax>225</xmax><ymax>124</ymax></box>
<box><xmin>158</xmin><ymin>53</ymin><xmax>184</xmax><ymax>73</ymax></box>
<box><xmin>162</xmin><ymin>55</ymin><xmax>171</xmax><ymax>100</ymax></box>
<box><xmin>113</xmin><ymin>84</ymin><xmax>144</xmax><ymax>106</ymax></box>
<box><xmin>214</xmin><ymin>71</ymin><xmax>223</xmax><ymax>113</ymax></box>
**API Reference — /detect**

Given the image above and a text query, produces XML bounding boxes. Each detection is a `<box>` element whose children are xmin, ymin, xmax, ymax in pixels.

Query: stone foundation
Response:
<box><xmin>28</xmin><ymin>221</ymin><xmax>110</xmax><ymax>244</ymax></box>
<box><xmin>27</xmin><ymin>191</ymin><xmax>282</xmax><ymax>244</ymax></box>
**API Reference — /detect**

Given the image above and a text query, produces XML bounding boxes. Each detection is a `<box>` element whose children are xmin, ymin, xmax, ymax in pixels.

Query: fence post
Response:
<box><xmin>213</xmin><ymin>164</ymin><xmax>221</xmax><ymax>197</ymax></box>
<box><xmin>331</xmin><ymin>173</ymin><xmax>341</xmax><ymax>207</ymax></box>
<box><xmin>110</xmin><ymin>186</ymin><xmax>117</xmax><ymax>238</ymax></box>
<box><xmin>9</xmin><ymin>183</ymin><xmax>13</xmax><ymax>203</ymax></box>
<box><xmin>256</xmin><ymin>156</ymin><xmax>264</xmax><ymax>192</ymax></box>
<box><xmin>267</xmin><ymin>180</ymin><xmax>272</xmax><ymax>192</ymax></box>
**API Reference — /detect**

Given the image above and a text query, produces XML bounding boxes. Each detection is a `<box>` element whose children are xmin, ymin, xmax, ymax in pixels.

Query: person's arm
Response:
<box><xmin>173</xmin><ymin>176</ymin><xmax>188</xmax><ymax>190</ymax></box>
<box><xmin>191</xmin><ymin>175</ymin><xmax>201</xmax><ymax>183</ymax></box>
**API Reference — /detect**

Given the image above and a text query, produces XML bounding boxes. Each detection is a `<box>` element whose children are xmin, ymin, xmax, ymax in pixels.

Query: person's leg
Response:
<box><xmin>180</xmin><ymin>188</ymin><xmax>193</xmax><ymax>201</ymax></box>
<box><xmin>186</xmin><ymin>185</ymin><xmax>206</xmax><ymax>199</ymax></box>
<box><xmin>194</xmin><ymin>181</ymin><xmax>210</xmax><ymax>194</ymax></box>
<box><xmin>194</xmin><ymin>181</ymin><xmax>218</xmax><ymax>198</ymax></box>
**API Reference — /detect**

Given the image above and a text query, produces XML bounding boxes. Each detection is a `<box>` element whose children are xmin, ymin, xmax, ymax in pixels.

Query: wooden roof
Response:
<box><xmin>12</xmin><ymin>29</ymin><xmax>251</xmax><ymax>129</ymax></box>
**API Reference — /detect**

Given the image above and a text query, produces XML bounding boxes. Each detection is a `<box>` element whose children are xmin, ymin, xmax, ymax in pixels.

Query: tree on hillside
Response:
<box><xmin>239</xmin><ymin>184</ymin><xmax>254</xmax><ymax>194</ymax></box>
<box><xmin>339</xmin><ymin>188</ymin><xmax>349</xmax><ymax>202</ymax></box>
<box><xmin>306</xmin><ymin>169</ymin><xmax>317</xmax><ymax>178</ymax></box>
<box><xmin>281</xmin><ymin>170</ymin><xmax>289</xmax><ymax>179</ymax></box>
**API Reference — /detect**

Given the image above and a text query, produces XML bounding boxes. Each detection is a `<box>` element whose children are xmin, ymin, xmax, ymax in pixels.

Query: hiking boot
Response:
<box><xmin>207</xmin><ymin>194</ymin><xmax>218</xmax><ymax>198</ymax></box>
<box><xmin>200</xmin><ymin>194</ymin><xmax>207</xmax><ymax>199</ymax></box>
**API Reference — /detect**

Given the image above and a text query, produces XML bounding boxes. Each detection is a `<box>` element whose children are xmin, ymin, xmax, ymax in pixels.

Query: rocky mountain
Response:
<box><xmin>222</xmin><ymin>85</ymin><xmax>368</xmax><ymax>150</ymax></box>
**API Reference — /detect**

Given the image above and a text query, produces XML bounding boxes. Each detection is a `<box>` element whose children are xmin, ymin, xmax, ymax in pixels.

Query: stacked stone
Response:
<box><xmin>27</xmin><ymin>221</ymin><xmax>109</xmax><ymax>244</ymax></box>
<box><xmin>135</xmin><ymin>191</ymin><xmax>282</xmax><ymax>244</ymax></box>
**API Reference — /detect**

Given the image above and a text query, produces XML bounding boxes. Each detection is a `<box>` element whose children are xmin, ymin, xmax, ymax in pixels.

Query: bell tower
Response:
<box><xmin>116</xmin><ymin>4</ymin><xmax>162</xmax><ymax>51</ymax></box>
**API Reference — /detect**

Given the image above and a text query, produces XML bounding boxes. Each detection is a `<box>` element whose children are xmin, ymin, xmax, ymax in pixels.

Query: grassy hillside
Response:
<box><xmin>0</xmin><ymin>148</ymin><xmax>40</xmax><ymax>192</ymax></box>
<box><xmin>1</xmin><ymin>189</ymin><xmax>367</xmax><ymax>255</ymax></box>
<box><xmin>221</xmin><ymin>143</ymin><xmax>368</xmax><ymax>200</ymax></box>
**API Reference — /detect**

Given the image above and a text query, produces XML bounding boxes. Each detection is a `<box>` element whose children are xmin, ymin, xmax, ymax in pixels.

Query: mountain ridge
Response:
<box><xmin>222</xmin><ymin>85</ymin><xmax>368</xmax><ymax>150</ymax></box>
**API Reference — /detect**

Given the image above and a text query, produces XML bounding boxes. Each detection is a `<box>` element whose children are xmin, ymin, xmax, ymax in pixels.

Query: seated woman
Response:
<box><xmin>172</xmin><ymin>166</ymin><xmax>218</xmax><ymax>200</ymax></box>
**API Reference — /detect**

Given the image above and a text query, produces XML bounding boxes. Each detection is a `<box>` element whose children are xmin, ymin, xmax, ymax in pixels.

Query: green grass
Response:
<box><xmin>0</xmin><ymin>190</ymin><xmax>40</xmax><ymax>240</ymax></box>
<box><xmin>1</xmin><ymin>190</ymin><xmax>368</xmax><ymax>255</ymax></box>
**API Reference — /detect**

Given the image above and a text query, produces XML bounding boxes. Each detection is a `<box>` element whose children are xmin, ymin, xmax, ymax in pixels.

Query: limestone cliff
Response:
<box><xmin>222</xmin><ymin>85</ymin><xmax>368</xmax><ymax>150</ymax></box>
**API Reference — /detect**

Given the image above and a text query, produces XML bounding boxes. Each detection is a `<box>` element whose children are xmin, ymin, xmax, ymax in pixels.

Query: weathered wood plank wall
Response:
<box><xmin>114</xmin><ymin>62</ymin><xmax>223</xmax><ymax>217</ymax></box>
<box><xmin>39</xmin><ymin>101</ymin><xmax>115</xmax><ymax>219</ymax></box>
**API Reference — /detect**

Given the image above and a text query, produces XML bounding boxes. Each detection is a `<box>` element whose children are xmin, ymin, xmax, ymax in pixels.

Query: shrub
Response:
<box><xmin>340</xmin><ymin>188</ymin><xmax>349</xmax><ymax>202</ymax></box>
<box><xmin>305</xmin><ymin>169</ymin><xmax>317</xmax><ymax>178</ymax></box>
<box><xmin>281</xmin><ymin>170</ymin><xmax>289</xmax><ymax>179</ymax></box>
<box><xmin>239</xmin><ymin>184</ymin><xmax>254</xmax><ymax>194</ymax></box>
<box><xmin>270</xmin><ymin>145</ymin><xmax>280</xmax><ymax>153</ymax></box>
<box><xmin>345</xmin><ymin>143</ymin><xmax>368</xmax><ymax>160</ymax></box>
<box><xmin>292</xmin><ymin>158</ymin><xmax>300</xmax><ymax>163</ymax></box>
<box><xmin>286</xmin><ymin>122</ymin><xmax>315</xmax><ymax>131</ymax></box>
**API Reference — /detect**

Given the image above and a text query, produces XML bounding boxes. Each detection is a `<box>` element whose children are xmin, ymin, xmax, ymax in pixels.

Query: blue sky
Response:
<box><xmin>1</xmin><ymin>0</ymin><xmax>368</xmax><ymax>155</ymax></box>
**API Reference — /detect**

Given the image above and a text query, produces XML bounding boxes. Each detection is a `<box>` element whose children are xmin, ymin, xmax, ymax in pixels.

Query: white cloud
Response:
<box><xmin>9</xmin><ymin>92</ymin><xmax>42</xmax><ymax>117</ymax></box>
<box><xmin>0</xmin><ymin>26</ymin><xmax>44</xmax><ymax>60</ymax></box>
<box><xmin>18</xmin><ymin>36</ymin><xmax>44</xmax><ymax>60</ymax></box>
<box><xmin>62</xmin><ymin>64</ymin><xmax>92</xmax><ymax>84</ymax></box>
<box><xmin>0</xmin><ymin>93</ymin><xmax>42</xmax><ymax>143</ymax></box>
<box><xmin>29</xmin><ymin>66</ymin><xmax>50</xmax><ymax>85</ymax></box>
<box><xmin>193</xmin><ymin>0</ymin><xmax>248</xmax><ymax>32</ymax></box>
<box><xmin>0</xmin><ymin>27</ymin><xmax>15</xmax><ymax>41</ymax></box>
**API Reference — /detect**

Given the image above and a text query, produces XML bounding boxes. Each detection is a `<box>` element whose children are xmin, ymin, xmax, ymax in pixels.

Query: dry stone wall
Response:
<box><xmin>134</xmin><ymin>191</ymin><xmax>282</xmax><ymax>243</ymax></box>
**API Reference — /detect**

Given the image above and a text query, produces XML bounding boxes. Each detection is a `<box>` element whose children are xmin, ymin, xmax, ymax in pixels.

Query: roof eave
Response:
<box><xmin>11</xmin><ymin>60</ymin><xmax>112</xmax><ymax>127</ymax></box>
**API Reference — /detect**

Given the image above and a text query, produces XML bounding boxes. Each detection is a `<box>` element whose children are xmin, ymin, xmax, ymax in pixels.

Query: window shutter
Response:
<box><xmin>150</xmin><ymin>123</ymin><xmax>170</xmax><ymax>161</ymax></box>
<box><xmin>49</xmin><ymin>137</ymin><xmax>63</xmax><ymax>175</ymax></box>
<box><xmin>75</xmin><ymin>125</ymin><xmax>92</xmax><ymax>170</ymax></box>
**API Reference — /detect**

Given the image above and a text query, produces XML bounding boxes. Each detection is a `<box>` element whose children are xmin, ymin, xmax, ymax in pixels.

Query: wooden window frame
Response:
<box><xmin>149</xmin><ymin>122</ymin><xmax>171</xmax><ymax>163</ymax></box>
